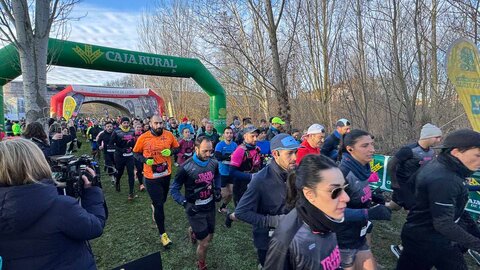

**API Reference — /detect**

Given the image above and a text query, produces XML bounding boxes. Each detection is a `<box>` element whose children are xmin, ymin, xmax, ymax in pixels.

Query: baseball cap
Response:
<box><xmin>182</xmin><ymin>117</ymin><xmax>188</xmax><ymax>122</ymax></box>
<box><xmin>336</xmin><ymin>118</ymin><xmax>350</xmax><ymax>127</ymax></box>
<box><xmin>243</xmin><ymin>125</ymin><xmax>260</xmax><ymax>134</ymax></box>
<box><xmin>270</xmin><ymin>133</ymin><xmax>302</xmax><ymax>151</ymax></box>
<box><xmin>434</xmin><ymin>129</ymin><xmax>480</xmax><ymax>149</ymax></box>
<box><xmin>271</xmin><ymin>117</ymin><xmax>285</xmax><ymax>125</ymax></box>
<box><xmin>307</xmin><ymin>124</ymin><xmax>325</xmax><ymax>135</ymax></box>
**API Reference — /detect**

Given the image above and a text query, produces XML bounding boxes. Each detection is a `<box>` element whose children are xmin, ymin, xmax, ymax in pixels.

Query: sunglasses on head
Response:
<box><xmin>328</xmin><ymin>184</ymin><xmax>349</xmax><ymax>199</ymax></box>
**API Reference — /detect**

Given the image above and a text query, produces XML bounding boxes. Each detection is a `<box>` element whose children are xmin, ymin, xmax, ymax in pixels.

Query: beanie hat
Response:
<box><xmin>121</xmin><ymin>116</ymin><xmax>130</xmax><ymax>123</ymax></box>
<box><xmin>182</xmin><ymin>117</ymin><xmax>188</xmax><ymax>122</ymax></box>
<box><xmin>420</xmin><ymin>123</ymin><xmax>442</xmax><ymax>140</ymax></box>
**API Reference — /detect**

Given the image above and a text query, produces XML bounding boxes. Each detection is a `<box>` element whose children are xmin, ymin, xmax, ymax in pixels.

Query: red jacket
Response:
<box><xmin>296</xmin><ymin>140</ymin><xmax>320</xmax><ymax>165</ymax></box>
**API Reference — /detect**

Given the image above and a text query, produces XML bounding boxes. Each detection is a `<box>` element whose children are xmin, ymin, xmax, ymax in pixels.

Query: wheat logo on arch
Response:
<box><xmin>73</xmin><ymin>45</ymin><xmax>104</xmax><ymax>64</ymax></box>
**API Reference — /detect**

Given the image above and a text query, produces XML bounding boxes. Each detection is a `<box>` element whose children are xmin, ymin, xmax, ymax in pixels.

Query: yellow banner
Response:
<box><xmin>63</xmin><ymin>96</ymin><xmax>77</xmax><ymax>121</ymax></box>
<box><xmin>446</xmin><ymin>38</ymin><xmax>480</xmax><ymax>131</ymax></box>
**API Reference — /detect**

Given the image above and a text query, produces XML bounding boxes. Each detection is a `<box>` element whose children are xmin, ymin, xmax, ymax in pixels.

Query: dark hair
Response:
<box><xmin>291</xmin><ymin>128</ymin><xmax>300</xmax><ymax>134</ymax></box>
<box><xmin>195</xmin><ymin>135</ymin><xmax>212</xmax><ymax>148</ymax></box>
<box><xmin>104</xmin><ymin>121</ymin><xmax>113</xmax><ymax>126</ymax></box>
<box><xmin>286</xmin><ymin>154</ymin><xmax>338</xmax><ymax>208</ymax></box>
<box><xmin>181</xmin><ymin>127</ymin><xmax>191</xmax><ymax>133</ymax></box>
<box><xmin>337</xmin><ymin>129</ymin><xmax>372</xmax><ymax>161</ymax></box>
<box><xmin>23</xmin><ymin>122</ymin><xmax>48</xmax><ymax>143</ymax></box>
<box><xmin>223</xmin><ymin>126</ymin><xmax>233</xmax><ymax>132</ymax></box>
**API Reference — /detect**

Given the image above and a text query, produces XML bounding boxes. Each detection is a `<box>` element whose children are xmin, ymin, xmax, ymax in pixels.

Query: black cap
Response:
<box><xmin>121</xmin><ymin>116</ymin><xmax>130</xmax><ymax>123</ymax></box>
<box><xmin>434</xmin><ymin>129</ymin><xmax>480</xmax><ymax>149</ymax></box>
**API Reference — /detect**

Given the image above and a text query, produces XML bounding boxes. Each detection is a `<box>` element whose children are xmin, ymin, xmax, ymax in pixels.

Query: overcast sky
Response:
<box><xmin>17</xmin><ymin>0</ymin><xmax>153</xmax><ymax>85</ymax></box>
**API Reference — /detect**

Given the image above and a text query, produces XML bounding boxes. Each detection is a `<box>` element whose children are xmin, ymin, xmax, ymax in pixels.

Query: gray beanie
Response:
<box><xmin>420</xmin><ymin>123</ymin><xmax>442</xmax><ymax>140</ymax></box>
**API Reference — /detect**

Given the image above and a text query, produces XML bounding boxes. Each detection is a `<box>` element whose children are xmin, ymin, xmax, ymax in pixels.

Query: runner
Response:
<box><xmin>108</xmin><ymin>117</ymin><xmax>137</xmax><ymax>200</ymax></box>
<box><xmin>177</xmin><ymin>128</ymin><xmax>195</xmax><ymax>165</ymax></box>
<box><xmin>235</xmin><ymin>133</ymin><xmax>300</xmax><ymax>267</ymax></box>
<box><xmin>386</xmin><ymin>123</ymin><xmax>442</xmax><ymax>258</ymax></box>
<box><xmin>133</xmin><ymin>114</ymin><xmax>179</xmax><ymax>249</ymax></box>
<box><xmin>337</xmin><ymin>129</ymin><xmax>391</xmax><ymax>270</ymax></box>
<box><xmin>396</xmin><ymin>129</ymin><xmax>480</xmax><ymax>270</ymax></box>
<box><xmin>97</xmin><ymin>121</ymin><xmax>116</xmax><ymax>184</ymax></box>
<box><xmin>225</xmin><ymin>125</ymin><xmax>262</xmax><ymax>228</ymax></box>
<box><xmin>214</xmin><ymin>127</ymin><xmax>238</xmax><ymax>213</ymax></box>
<box><xmin>86</xmin><ymin>119</ymin><xmax>102</xmax><ymax>160</ymax></box>
<box><xmin>198</xmin><ymin>122</ymin><xmax>220</xmax><ymax>148</ymax></box>
<box><xmin>264</xmin><ymin>154</ymin><xmax>350</xmax><ymax>270</ymax></box>
<box><xmin>296</xmin><ymin>124</ymin><xmax>326</xmax><ymax>165</ymax></box>
<box><xmin>266</xmin><ymin>117</ymin><xmax>284</xmax><ymax>141</ymax></box>
<box><xmin>134</xmin><ymin>124</ymin><xmax>145</xmax><ymax>192</ymax></box>
<box><xmin>321</xmin><ymin>118</ymin><xmax>351</xmax><ymax>161</ymax></box>
<box><xmin>170</xmin><ymin>136</ymin><xmax>221</xmax><ymax>270</ymax></box>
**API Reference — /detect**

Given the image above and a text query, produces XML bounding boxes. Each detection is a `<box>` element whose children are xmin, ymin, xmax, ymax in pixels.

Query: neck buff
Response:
<box><xmin>296</xmin><ymin>195</ymin><xmax>344</xmax><ymax>234</ymax></box>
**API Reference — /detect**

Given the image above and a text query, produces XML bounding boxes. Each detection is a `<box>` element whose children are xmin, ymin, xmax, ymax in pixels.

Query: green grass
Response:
<box><xmin>73</xmin><ymin>137</ymin><xmax>478</xmax><ymax>269</ymax></box>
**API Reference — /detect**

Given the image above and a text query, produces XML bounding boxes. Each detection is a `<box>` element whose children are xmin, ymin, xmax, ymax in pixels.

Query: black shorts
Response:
<box><xmin>187</xmin><ymin>208</ymin><xmax>216</xmax><ymax>240</ymax></box>
<box><xmin>391</xmin><ymin>185</ymin><xmax>416</xmax><ymax>210</ymax></box>
<box><xmin>221</xmin><ymin>175</ymin><xmax>233</xmax><ymax>187</ymax></box>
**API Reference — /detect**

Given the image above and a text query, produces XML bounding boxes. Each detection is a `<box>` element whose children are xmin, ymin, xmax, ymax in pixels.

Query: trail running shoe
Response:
<box><xmin>390</xmin><ymin>244</ymin><xmax>402</xmax><ymax>259</ymax></box>
<box><xmin>197</xmin><ymin>260</ymin><xmax>207</xmax><ymax>270</ymax></box>
<box><xmin>161</xmin><ymin>232</ymin><xmax>172</xmax><ymax>248</ymax></box>
<box><xmin>139</xmin><ymin>184</ymin><xmax>145</xmax><ymax>192</ymax></box>
<box><xmin>468</xmin><ymin>249</ymin><xmax>480</xmax><ymax>266</ymax></box>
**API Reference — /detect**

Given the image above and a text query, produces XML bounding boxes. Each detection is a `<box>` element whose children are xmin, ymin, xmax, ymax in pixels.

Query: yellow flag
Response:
<box><xmin>446</xmin><ymin>38</ymin><xmax>480</xmax><ymax>131</ymax></box>
<box><xmin>63</xmin><ymin>96</ymin><xmax>77</xmax><ymax>121</ymax></box>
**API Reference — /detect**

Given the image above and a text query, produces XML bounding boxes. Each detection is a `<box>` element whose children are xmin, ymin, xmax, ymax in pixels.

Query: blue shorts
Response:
<box><xmin>91</xmin><ymin>141</ymin><xmax>98</xmax><ymax>150</ymax></box>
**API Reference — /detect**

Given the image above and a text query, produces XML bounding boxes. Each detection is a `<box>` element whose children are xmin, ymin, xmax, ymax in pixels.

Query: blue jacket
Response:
<box><xmin>0</xmin><ymin>180</ymin><xmax>106</xmax><ymax>270</ymax></box>
<box><xmin>235</xmin><ymin>160</ymin><xmax>290</xmax><ymax>250</ymax></box>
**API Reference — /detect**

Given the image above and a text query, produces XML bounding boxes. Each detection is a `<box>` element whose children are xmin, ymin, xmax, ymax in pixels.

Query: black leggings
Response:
<box><xmin>114</xmin><ymin>154</ymin><xmax>135</xmax><ymax>195</ymax></box>
<box><xmin>104</xmin><ymin>152</ymin><xmax>115</xmax><ymax>175</ymax></box>
<box><xmin>233</xmin><ymin>180</ymin><xmax>248</xmax><ymax>207</ymax></box>
<box><xmin>134</xmin><ymin>159</ymin><xmax>144</xmax><ymax>184</ymax></box>
<box><xmin>145</xmin><ymin>176</ymin><xmax>171</xmax><ymax>235</ymax></box>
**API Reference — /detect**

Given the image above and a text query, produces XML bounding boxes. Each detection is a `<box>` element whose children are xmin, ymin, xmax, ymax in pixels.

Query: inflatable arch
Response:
<box><xmin>0</xmin><ymin>38</ymin><xmax>226</xmax><ymax>131</ymax></box>
<box><xmin>50</xmin><ymin>85</ymin><xmax>166</xmax><ymax>119</ymax></box>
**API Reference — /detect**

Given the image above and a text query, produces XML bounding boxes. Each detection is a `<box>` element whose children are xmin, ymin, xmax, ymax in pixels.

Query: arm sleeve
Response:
<box><xmin>60</xmin><ymin>187</ymin><xmax>106</xmax><ymax>240</ymax></box>
<box><xmin>214</xmin><ymin>164</ymin><xmax>221</xmax><ymax>189</ymax></box>
<box><xmin>235</xmin><ymin>178</ymin><xmax>270</xmax><ymax>227</ymax></box>
<box><xmin>264</xmin><ymin>237</ymin><xmax>289</xmax><ymax>270</ymax></box>
<box><xmin>230</xmin><ymin>166</ymin><xmax>252</xmax><ymax>182</ymax></box>
<box><xmin>344</xmin><ymin>208</ymin><xmax>368</xmax><ymax>222</ymax></box>
<box><xmin>429</xmin><ymin>180</ymin><xmax>480</xmax><ymax>251</ymax></box>
<box><xmin>170</xmin><ymin>167</ymin><xmax>187</xmax><ymax>205</ymax></box>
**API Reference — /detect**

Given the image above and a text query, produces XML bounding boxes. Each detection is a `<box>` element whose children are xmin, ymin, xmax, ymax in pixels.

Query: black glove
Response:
<box><xmin>184</xmin><ymin>203</ymin><xmax>198</xmax><ymax>216</ymax></box>
<box><xmin>367</xmin><ymin>204</ymin><xmax>391</xmax><ymax>221</ymax></box>
<box><xmin>371</xmin><ymin>188</ymin><xmax>386</xmax><ymax>205</ymax></box>
<box><xmin>214</xmin><ymin>188</ymin><xmax>222</xmax><ymax>202</ymax></box>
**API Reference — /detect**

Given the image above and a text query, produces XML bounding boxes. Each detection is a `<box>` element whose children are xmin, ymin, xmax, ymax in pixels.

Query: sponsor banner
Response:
<box><xmin>446</xmin><ymin>38</ymin><xmax>480</xmax><ymax>131</ymax></box>
<box><xmin>62</xmin><ymin>96</ymin><xmax>76</xmax><ymax>121</ymax></box>
<box><xmin>71</xmin><ymin>85</ymin><xmax>150</xmax><ymax>96</ymax></box>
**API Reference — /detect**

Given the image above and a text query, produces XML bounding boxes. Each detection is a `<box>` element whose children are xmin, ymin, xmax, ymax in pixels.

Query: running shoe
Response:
<box><xmin>139</xmin><ymin>184</ymin><xmax>145</xmax><ymax>192</ymax></box>
<box><xmin>161</xmin><ymin>232</ymin><xmax>172</xmax><ymax>248</ymax></box>
<box><xmin>390</xmin><ymin>244</ymin><xmax>402</xmax><ymax>259</ymax></box>
<box><xmin>468</xmin><ymin>249</ymin><xmax>480</xmax><ymax>266</ymax></box>
<box><xmin>225</xmin><ymin>211</ymin><xmax>233</xmax><ymax>228</ymax></box>
<box><xmin>127</xmin><ymin>194</ymin><xmax>138</xmax><ymax>201</ymax></box>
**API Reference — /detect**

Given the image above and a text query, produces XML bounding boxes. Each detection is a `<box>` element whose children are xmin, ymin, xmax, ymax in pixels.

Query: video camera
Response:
<box><xmin>49</xmin><ymin>154</ymin><xmax>101</xmax><ymax>198</ymax></box>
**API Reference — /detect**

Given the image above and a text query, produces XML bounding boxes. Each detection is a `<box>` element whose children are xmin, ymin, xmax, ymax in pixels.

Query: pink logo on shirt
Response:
<box><xmin>368</xmin><ymin>172</ymin><xmax>380</xmax><ymax>183</ymax></box>
<box><xmin>360</xmin><ymin>185</ymin><xmax>372</xmax><ymax>203</ymax></box>
<box><xmin>321</xmin><ymin>245</ymin><xmax>341</xmax><ymax>270</ymax></box>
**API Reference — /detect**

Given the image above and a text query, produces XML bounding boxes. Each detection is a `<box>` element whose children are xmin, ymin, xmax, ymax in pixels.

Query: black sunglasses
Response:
<box><xmin>323</xmin><ymin>184</ymin><xmax>349</xmax><ymax>199</ymax></box>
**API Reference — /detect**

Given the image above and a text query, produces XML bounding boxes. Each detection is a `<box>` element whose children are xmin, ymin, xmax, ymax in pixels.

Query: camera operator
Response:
<box><xmin>0</xmin><ymin>138</ymin><xmax>106</xmax><ymax>270</ymax></box>
<box><xmin>22</xmin><ymin>121</ymin><xmax>63</xmax><ymax>159</ymax></box>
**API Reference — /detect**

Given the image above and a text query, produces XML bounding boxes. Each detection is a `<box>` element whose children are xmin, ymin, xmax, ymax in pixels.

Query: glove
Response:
<box><xmin>145</xmin><ymin>158</ymin><xmax>154</xmax><ymax>166</ymax></box>
<box><xmin>367</xmin><ymin>204</ymin><xmax>392</xmax><ymax>221</ymax></box>
<box><xmin>214</xmin><ymin>189</ymin><xmax>222</xmax><ymax>202</ymax></box>
<box><xmin>267</xmin><ymin>214</ymin><xmax>286</xmax><ymax>228</ymax></box>
<box><xmin>161</xmin><ymin>149</ymin><xmax>172</xmax><ymax>157</ymax></box>
<box><xmin>185</xmin><ymin>203</ymin><xmax>198</xmax><ymax>216</ymax></box>
<box><xmin>371</xmin><ymin>188</ymin><xmax>386</xmax><ymax>205</ymax></box>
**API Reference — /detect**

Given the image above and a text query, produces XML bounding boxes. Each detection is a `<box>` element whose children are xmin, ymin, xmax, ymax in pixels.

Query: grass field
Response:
<box><xmin>76</xmin><ymin>138</ymin><xmax>478</xmax><ymax>270</ymax></box>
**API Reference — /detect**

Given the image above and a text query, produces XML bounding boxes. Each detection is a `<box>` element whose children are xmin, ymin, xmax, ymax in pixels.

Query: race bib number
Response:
<box><xmin>195</xmin><ymin>196</ymin><xmax>213</xmax><ymax>206</ymax></box>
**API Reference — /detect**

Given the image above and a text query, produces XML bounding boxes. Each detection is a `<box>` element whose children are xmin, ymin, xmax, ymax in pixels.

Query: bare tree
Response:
<box><xmin>0</xmin><ymin>0</ymin><xmax>77</xmax><ymax>123</ymax></box>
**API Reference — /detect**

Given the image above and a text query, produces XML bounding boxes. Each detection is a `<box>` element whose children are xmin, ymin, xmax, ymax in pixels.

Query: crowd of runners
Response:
<box><xmin>2</xmin><ymin>113</ymin><xmax>480</xmax><ymax>270</ymax></box>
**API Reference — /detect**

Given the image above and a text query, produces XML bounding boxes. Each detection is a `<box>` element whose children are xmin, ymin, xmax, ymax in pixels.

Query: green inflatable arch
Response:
<box><xmin>0</xmin><ymin>38</ymin><xmax>227</xmax><ymax>131</ymax></box>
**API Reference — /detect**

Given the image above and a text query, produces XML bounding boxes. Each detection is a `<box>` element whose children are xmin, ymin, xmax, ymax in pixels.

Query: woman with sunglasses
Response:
<box><xmin>264</xmin><ymin>154</ymin><xmax>350</xmax><ymax>270</ymax></box>
<box><xmin>336</xmin><ymin>129</ymin><xmax>391</xmax><ymax>270</ymax></box>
